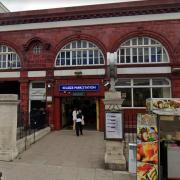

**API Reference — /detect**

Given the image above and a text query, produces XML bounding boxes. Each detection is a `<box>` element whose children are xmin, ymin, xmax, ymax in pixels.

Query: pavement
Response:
<box><xmin>0</xmin><ymin>130</ymin><xmax>136</xmax><ymax>180</ymax></box>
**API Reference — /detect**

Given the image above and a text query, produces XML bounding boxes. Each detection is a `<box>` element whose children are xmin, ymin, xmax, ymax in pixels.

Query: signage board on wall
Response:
<box><xmin>29</xmin><ymin>89</ymin><xmax>46</xmax><ymax>100</ymax></box>
<box><xmin>105</xmin><ymin>112</ymin><xmax>123</xmax><ymax>139</ymax></box>
<box><xmin>136</xmin><ymin>113</ymin><xmax>159</xmax><ymax>180</ymax></box>
<box><xmin>59</xmin><ymin>84</ymin><xmax>99</xmax><ymax>91</ymax></box>
<box><xmin>72</xmin><ymin>92</ymin><xmax>86</xmax><ymax>96</ymax></box>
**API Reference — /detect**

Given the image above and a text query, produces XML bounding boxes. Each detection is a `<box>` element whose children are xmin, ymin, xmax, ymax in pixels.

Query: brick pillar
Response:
<box><xmin>54</xmin><ymin>97</ymin><xmax>61</xmax><ymax>130</ymax></box>
<box><xmin>20</xmin><ymin>79</ymin><xmax>29</xmax><ymax>126</ymax></box>
<box><xmin>46</xmin><ymin>70</ymin><xmax>54</xmax><ymax>130</ymax></box>
<box><xmin>171</xmin><ymin>78</ymin><xmax>180</xmax><ymax>98</ymax></box>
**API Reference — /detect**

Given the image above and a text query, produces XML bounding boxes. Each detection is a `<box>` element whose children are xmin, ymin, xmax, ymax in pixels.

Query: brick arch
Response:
<box><xmin>0</xmin><ymin>40</ymin><xmax>23</xmax><ymax>67</ymax></box>
<box><xmin>53</xmin><ymin>34</ymin><xmax>107</xmax><ymax>65</ymax></box>
<box><xmin>110</xmin><ymin>30</ymin><xmax>174</xmax><ymax>63</ymax></box>
<box><xmin>23</xmin><ymin>37</ymin><xmax>51</xmax><ymax>51</ymax></box>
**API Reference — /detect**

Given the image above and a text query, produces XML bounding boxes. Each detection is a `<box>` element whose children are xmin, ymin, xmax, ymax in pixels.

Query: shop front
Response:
<box><xmin>53</xmin><ymin>79</ymin><xmax>105</xmax><ymax>131</ymax></box>
<box><xmin>136</xmin><ymin>98</ymin><xmax>180</xmax><ymax>180</ymax></box>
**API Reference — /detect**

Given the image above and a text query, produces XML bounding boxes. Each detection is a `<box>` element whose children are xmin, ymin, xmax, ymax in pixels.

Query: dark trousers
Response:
<box><xmin>75</xmin><ymin>122</ymin><xmax>83</xmax><ymax>136</ymax></box>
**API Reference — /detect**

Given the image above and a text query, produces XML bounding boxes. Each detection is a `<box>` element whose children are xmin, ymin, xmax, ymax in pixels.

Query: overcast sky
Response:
<box><xmin>1</xmin><ymin>0</ymin><xmax>140</xmax><ymax>12</ymax></box>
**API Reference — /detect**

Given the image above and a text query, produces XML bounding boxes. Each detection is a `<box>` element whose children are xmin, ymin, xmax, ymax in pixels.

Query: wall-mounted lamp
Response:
<box><xmin>47</xmin><ymin>84</ymin><xmax>51</xmax><ymax>88</ymax></box>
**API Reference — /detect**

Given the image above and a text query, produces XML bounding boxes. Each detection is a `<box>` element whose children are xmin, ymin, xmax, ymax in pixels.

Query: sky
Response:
<box><xmin>1</xmin><ymin>0</ymin><xmax>140</xmax><ymax>12</ymax></box>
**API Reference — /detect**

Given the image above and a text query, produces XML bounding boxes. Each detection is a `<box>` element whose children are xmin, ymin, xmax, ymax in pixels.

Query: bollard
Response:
<box><xmin>0</xmin><ymin>172</ymin><xmax>2</xmax><ymax>180</ymax></box>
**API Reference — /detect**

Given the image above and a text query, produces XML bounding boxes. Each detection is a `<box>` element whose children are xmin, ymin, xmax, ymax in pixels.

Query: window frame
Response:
<box><xmin>115</xmin><ymin>78</ymin><xmax>171</xmax><ymax>108</ymax></box>
<box><xmin>55</xmin><ymin>40</ymin><xmax>105</xmax><ymax>67</ymax></box>
<box><xmin>0</xmin><ymin>45</ymin><xmax>21</xmax><ymax>69</ymax></box>
<box><xmin>117</xmin><ymin>37</ymin><xmax>169</xmax><ymax>64</ymax></box>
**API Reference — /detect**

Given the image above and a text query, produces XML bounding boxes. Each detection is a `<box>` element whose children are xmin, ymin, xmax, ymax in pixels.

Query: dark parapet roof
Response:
<box><xmin>0</xmin><ymin>0</ymin><xmax>180</xmax><ymax>25</ymax></box>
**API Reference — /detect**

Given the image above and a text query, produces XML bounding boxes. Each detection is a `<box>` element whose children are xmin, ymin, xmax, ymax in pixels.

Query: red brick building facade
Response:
<box><xmin>0</xmin><ymin>0</ymin><xmax>180</xmax><ymax>131</ymax></box>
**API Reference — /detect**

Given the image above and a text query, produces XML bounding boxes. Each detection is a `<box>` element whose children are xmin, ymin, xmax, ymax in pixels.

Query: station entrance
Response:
<box><xmin>61</xmin><ymin>97</ymin><xmax>98</xmax><ymax>130</ymax></box>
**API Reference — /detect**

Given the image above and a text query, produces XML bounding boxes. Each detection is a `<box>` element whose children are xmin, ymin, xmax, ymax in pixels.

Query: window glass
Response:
<box><xmin>132</xmin><ymin>38</ymin><xmax>137</xmax><ymax>45</ymax></box>
<box><xmin>132</xmin><ymin>48</ymin><xmax>137</xmax><ymax>63</ymax></box>
<box><xmin>72</xmin><ymin>41</ymin><xmax>76</xmax><ymax>48</ymax></box>
<box><xmin>2</xmin><ymin>46</ymin><xmax>6</xmax><ymax>52</ymax></box>
<box><xmin>66</xmin><ymin>58</ymin><xmax>70</xmax><ymax>65</ymax></box>
<box><xmin>72</xmin><ymin>51</ymin><xmax>76</xmax><ymax>65</ymax></box>
<box><xmin>61</xmin><ymin>52</ymin><xmax>65</xmax><ymax>58</ymax></box>
<box><xmin>89</xmin><ymin>43</ymin><xmax>94</xmax><ymax>48</ymax></box>
<box><xmin>77</xmin><ymin>51</ymin><xmax>81</xmax><ymax>65</ymax></box>
<box><xmin>163</xmin><ymin>49</ymin><xmax>168</xmax><ymax>62</ymax></box>
<box><xmin>32</xmin><ymin>82</ymin><xmax>45</xmax><ymax>88</ymax></box>
<box><xmin>82</xmin><ymin>41</ymin><xmax>87</xmax><ymax>48</ymax></box>
<box><xmin>117</xmin><ymin>51</ymin><xmax>120</xmax><ymax>63</ymax></box>
<box><xmin>116</xmin><ymin>88</ymin><xmax>131</xmax><ymax>107</ymax></box>
<box><xmin>138</xmin><ymin>37</ymin><xmax>143</xmax><ymax>45</ymax></box>
<box><xmin>152</xmin><ymin>87</ymin><xmax>171</xmax><ymax>98</ymax></box>
<box><xmin>120</xmin><ymin>56</ymin><xmax>125</xmax><ymax>63</ymax></box>
<box><xmin>77</xmin><ymin>41</ymin><xmax>81</xmax><ymax>48</ymax></box>
<box><xmin>83</xmin><ymin>50</ymin><xmax>87</xmax><ymax>65</ymax></box>
<box><xmin>126</xmin><ymin>56</ymin><xmax>131</xmax><ymax>63</ymax></box>
<box><xmin>133</xmin><ymin>88</ymin><xmax>150</xmax><ymax>107</ymax></box>
<box><xmin>152</xmin><ymin>79</ymin><xmax>170</xmax><ymax>85</ymax></box>
<box><xmin>138</xmin><ymin>48</ymin><xmax>143</xmax><ymax>62</ymax></box>
<box><xmin>64</xmin><ymin>44</ymin><xmax>70</xmax><ymax>49</ymax></box>
<box><xmin>151</xmin><ymin>39</ymin><xmax>157</xmax><ymax>44</ymax></box>
<box><xmin>66</xmin><ymin>52</ymin><xmax>70</xmax><ymax>59</ymax></box>
<box><xmin>100</xmin><ymin>54</ymin><xmax>104</xmax><ymax>64</ymax></box>
<box><xmin>33</xmin><ymin>45</ymin><xmax>42</xmax><ymax>55</ymax></box>
<box><xmin>56</xmin><ymin>55</ymin><xmax>60</xmax><ymax>66</ymax></box>
<box><xmin>115</xmin><ymin>79</ymin><xmax>131</xmax><ymax>86</ymax></box>
<box><xmin>61</xmin><ymin>58</ymin><xmax>65</xmax><ymax>65</ymax></box>
<box><xmin>122</xmin><ymin>40</ymin><xmax>131</xmax><ymax>46</ymax></box>
<box><xmin>144</xmin><ymin>47</ymin><xmax>149</xmax><ymax>62</ymax></box>
<box><xmin>89</xmin><ymin>50</ymin><xmax>93</xmax><ymax>64</ymax></box>
<box><xmin>133</xmin><ymin>79</ymin><xmax>149</xmax><ymax>86</ymax></box>
<box><xmin>144</xmin><ymin>37</ymin><xmax>149</xmax><ymax>45</ymax></box>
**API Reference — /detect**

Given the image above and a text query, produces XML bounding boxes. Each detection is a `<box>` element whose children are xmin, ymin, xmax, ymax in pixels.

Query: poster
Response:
<box><xmin>105</xmin><ymin>112</ymin><xmax>123</xmax><ymax>139</ymax></box>
<box><xmin>137</xmin><ymin>114</ymin><xmax>158</xmax><ymax>180</ymax></box>
<box><xmin>146</xmin><ymin>98</ymin><xmax>180</xmax><ymax>115</ymax></box>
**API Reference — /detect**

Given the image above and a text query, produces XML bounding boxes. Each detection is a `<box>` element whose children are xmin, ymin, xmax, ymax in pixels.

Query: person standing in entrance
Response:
<box><xmin>72</xmin><ymin>107</ymin><xmax>77</xmax><ymax>130</ymax></box>
<box><xmin>76</xmin><ymin>109</ymin><xmax>83</xmax><ymax>136</ymax></box>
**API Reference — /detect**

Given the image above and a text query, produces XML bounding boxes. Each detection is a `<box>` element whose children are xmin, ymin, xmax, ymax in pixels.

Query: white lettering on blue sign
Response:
<box><xmin>59</xmin><ymin>84</ymin><xmax>99</xmax><ymax>91</ymax></box>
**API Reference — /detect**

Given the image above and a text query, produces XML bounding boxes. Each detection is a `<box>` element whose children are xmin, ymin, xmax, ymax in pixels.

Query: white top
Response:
<box><xmin>76</xmin><ymin>118</ymin><xmax>82</xmax><ymax>123</ymax></box>
<box><xmin>72</xmin><ymin>110</ymin><xmax>77</xmax><ymax>121</ymax></box>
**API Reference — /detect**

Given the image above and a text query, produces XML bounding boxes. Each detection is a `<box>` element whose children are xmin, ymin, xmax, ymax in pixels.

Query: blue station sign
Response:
<box><xmin>59</xmin><ymin>84</ymin><xmax>99</xmax><ymax>91</ymax></box>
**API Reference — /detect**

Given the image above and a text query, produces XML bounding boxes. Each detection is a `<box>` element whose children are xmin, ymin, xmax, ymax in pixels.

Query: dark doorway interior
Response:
<box><xmin>30</xmin><ymin>100</ymin><xmax>46</xmax><ymax>129</ymax></box>
<box><xmin>62</xmin><ymin>97</ymin><xmax>97</xmax><ymax>130</ymax></box>
<box><xmin>0</xmin><ymin>81</ymin><xmax>20</xmax><ymax>97</ymax></box>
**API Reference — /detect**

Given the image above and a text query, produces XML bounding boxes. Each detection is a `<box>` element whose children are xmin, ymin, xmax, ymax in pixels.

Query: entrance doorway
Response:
<box><xmin>61</xmin><ymin>97</ymin><xmax>97</xmax><ymax>130</ymax></box>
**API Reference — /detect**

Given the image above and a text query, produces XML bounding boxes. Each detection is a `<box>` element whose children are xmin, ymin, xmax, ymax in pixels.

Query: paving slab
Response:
<box><xmin>0</xmin><ymin>130</ymin><xmax>136</xmax><ymax>180</ymax></box>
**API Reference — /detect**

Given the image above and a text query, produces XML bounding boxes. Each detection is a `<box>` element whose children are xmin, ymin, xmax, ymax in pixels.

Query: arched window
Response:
<box><xmin>0</xmin><ymin>45</ymin><xmax>21</xmax><ymax>69</ymax></box>
<box><xmin>33</xmin><ymin>44</ymin><xmax>43</xmax><ymax>55</ymax></box>
<box><xmin>117</xmin><ymin>37</ymin><xmax>169</xmax><ymax>64</ymax></box>
<box><xmin>55</xmin><ymin>40</ymin><xmax>104</xmax><ymax>66</ymax></box>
